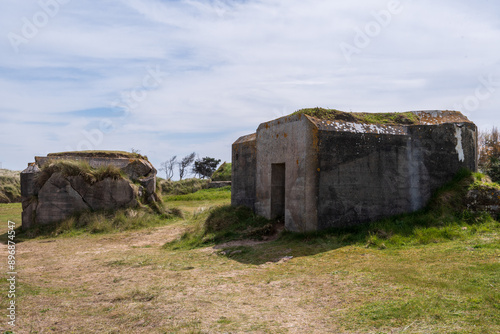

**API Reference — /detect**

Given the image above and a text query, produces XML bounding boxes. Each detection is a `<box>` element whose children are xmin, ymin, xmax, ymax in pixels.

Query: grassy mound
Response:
<box><xmin>211</xmin><ymin>162</ymin><xmax>231</xmax><ymax>181</ymax></box>
<box><xmin>293</xmin><ymin>107</ymin><xmax>420</xmax><ymax>125</ymax></box>
<box><xmin>0</xmin><ymin>170</ymin><xmax>21</xmax><ymax>203</ymax></box>
<box><xmin>164</xmin><ymin>206</ymin><xmax>276</xmax><ymax>250</ymax></box>
<box><xmin>36</xmin><ymin>160</ymin><xmax>124</xmax><ymax>188</ymax></box>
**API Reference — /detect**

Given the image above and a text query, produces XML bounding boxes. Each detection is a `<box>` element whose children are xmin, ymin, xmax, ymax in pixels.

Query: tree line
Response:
<box><xmin>159</xmin><ymin>152</ymin><xmax>221</xmax><ymax>180</ymax></box>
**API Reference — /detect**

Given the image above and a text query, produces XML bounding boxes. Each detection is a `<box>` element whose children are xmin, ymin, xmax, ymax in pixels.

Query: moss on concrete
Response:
<box><xmin>293</xmin><ymin>107</ymin><xmax>420</xmax><ymax>125</ymax></box>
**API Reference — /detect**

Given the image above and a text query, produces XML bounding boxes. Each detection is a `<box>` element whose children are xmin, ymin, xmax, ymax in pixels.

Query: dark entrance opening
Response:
<box><xmin>271</xmin><ymin>163</ymin><xmax>286</xmax><ymax>219</ymax></box>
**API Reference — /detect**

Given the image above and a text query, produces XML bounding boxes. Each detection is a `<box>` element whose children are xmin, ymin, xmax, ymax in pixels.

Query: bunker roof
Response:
<box><xmin>293</xmin><ymin>108</ymin><xmax>472</xmax><ymax>126</ymax></box>
<box><xmin>236</xmin><ymin>109</ymin><xmax>474</xmax><ymax>141</ymax></box>
<box><xmin>47</xmin><ymin>150</ymin><xmax>148</xmax><ymax>160</ymax></box>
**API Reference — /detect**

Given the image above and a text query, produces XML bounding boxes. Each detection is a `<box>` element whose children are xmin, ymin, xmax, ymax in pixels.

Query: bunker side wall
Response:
<box><xmin>409</xmin><ymin>122</ymin><xmax>478</xmax><ymax>190</ymax></box>
<box><xmin>317</xmin><ymin>122</ymin><xmax>477</xmax><ymax>229</ymax></box>
<box><xmin>231</xmin><ymin>137</ymin><xmax>257</xmax><ymax>210</ymax></box>
<box><xmin>255</xmin><ymin>116</ymin><xmax>319</xmax><ymax>232</ymax></box>
<box><xmin>317</xmin><ymin>131</ymin><xmax>413</xmax><ymax>228</ymax></box>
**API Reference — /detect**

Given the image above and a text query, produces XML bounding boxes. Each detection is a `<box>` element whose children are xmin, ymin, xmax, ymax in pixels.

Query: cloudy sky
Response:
<box><xmin>1</xmin><ymin>0</ymin><xmax>499</xmax><ymax>175</ymax></box>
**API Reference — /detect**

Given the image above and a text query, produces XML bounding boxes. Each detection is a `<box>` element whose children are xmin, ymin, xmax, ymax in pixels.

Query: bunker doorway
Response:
<box><xmin>271</xmin><ymin>163</ymin><xmax>286</xmax><ymax>219</ymax></box>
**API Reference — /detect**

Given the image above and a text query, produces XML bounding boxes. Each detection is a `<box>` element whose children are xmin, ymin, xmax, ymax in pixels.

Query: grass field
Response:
<box><xmin>0</xmin><ymin>184</ymin><xmax>499</xmax><ymax>333</ymax></box>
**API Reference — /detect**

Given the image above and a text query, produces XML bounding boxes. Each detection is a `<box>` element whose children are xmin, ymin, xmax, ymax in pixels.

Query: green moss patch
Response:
<box><xmin>293</xmin><ymin>107</ymin><xmax>420</xmax><ymax>125</ymax></box>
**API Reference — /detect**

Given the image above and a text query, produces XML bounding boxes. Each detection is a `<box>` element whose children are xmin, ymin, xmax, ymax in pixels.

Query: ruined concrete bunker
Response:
<box><xmin>21</xmin><ymin>151</ymin><xmax>157</xmax><ymax>230</ymax></box>
<box><xmin>231</xmin><ymin>110</ymin><xmax>477</xmax><ymax>232</ymax></box>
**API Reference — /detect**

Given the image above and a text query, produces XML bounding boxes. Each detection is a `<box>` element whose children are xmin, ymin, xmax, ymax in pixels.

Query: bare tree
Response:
<box><xmin>178</xmin><ymin>152</ymin><xmax>196</xmax><ymax>180</ymax></box>
<box><xmin>160</xmin><ymin>156</ymin><xmax>177</xmax><ymax>180</ymax></box>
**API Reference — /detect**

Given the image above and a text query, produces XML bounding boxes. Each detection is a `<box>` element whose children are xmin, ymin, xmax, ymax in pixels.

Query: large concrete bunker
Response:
<box><xmin>231</xmin><ymin>109</ymin><xmax>477</xmax><ymax>232</ymax></box>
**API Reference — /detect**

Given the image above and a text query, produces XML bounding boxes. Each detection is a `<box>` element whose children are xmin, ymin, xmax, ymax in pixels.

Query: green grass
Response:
<box><xmin>469</xmin><ymin>172</ymin><xmax>500</xmax><ymax>190</ymax></box>
<box><xmin>293</xmin><ymin>107</ymin><xmax>420</xmax><ymax>125</ymax></box>
<box><xmin>0</xmin><ymin>202</ymin><xmax>22</xmax><ymax>236</ymax></box>
<box><xmin>164</xmin><ymin>186</ymin><xmax>231</xmax><ymax>201</ymax></box>
<box><xmin>211</xmin><ymin>162</ymin><xmax>232</xmax><ymax>181</ymax></box>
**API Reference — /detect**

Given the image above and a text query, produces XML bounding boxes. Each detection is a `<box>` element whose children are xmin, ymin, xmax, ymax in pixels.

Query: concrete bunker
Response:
<box><xmin>20</xmin><ymin>151</ymin><xmax>157</xmax><ymax>230</ymax></box>
<box><xmin>231</xmin><ymin>109</ymin><xmax>478</xmax><ymax>232</ymax></box>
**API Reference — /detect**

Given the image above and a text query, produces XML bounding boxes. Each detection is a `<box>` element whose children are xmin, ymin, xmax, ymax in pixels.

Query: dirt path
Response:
<box><xmin>0</xmin><ymin>220</ymin><xmax>352</xmax><ymax>334</ymax></box>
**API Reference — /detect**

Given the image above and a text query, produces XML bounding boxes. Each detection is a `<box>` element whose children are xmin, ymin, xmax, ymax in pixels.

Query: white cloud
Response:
<box><xmin>0</xmin><ymin>0</ymin><xmax>499</xmax><ymax>171</ymax></box>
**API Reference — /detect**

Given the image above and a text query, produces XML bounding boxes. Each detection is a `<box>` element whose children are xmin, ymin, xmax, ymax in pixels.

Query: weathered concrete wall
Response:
<box><xmin>317</xmin><ymin>131</ymin><xmax>413</xmax><ymax>228</ymax></box>
<box><xmin>231</xmin><ymin>134</ymin><xmax>257</xmax><ymax>210</ymax></box>
<box><xmin>316</xmin><ymin>120</ymin><xmax>477</xmax><ymax>229</ymax></box>
<box><xmin>254</xmin><ymin>114</ymin><xmax>319</xmax><ymax>232</ymax></box>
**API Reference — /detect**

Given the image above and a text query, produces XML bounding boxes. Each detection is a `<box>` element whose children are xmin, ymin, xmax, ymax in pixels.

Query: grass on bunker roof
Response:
<box><xmin>47</xmin><ymin>150</ymin><xmax>148</xmax><ymax>160</ymax></box>
<box><xmin>0</xmin><ymin>173</ymin><xmax>499</xmax><ymax>333</ymax></box>
<box><xmin>293</xmin><ymin>107</ymin><xmax>421</xmax><ymax>125</ymax></box>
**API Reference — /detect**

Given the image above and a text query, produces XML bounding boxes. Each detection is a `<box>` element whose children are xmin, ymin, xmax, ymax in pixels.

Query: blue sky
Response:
<box><xmin>1</xmin><ymin>0</ymin><xmax>499</xmax><ymax>175</ymax></box>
